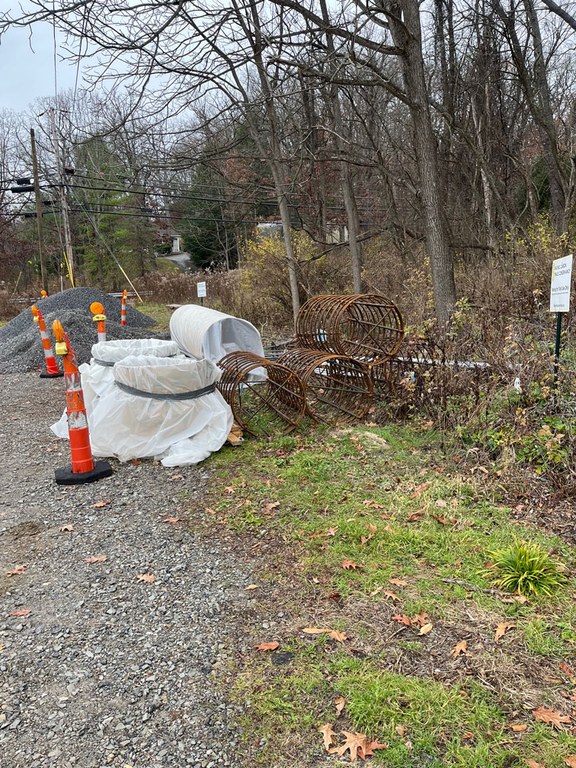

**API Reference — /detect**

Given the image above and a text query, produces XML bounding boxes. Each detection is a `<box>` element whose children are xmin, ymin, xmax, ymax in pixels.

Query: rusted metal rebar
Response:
<box><xmin>217</xmin><ymin>351</ymin><xmax>306</xmax><ymax>436</ymax></box>
<box><xmin>295</xmin><ymin>293</ymin><xmax>404</xmax><ymax>364</ymax></box>
<box><xmin>278</xmin><ymin>347</ymin><xmax>373</xmax><ymax>423</ymax></box>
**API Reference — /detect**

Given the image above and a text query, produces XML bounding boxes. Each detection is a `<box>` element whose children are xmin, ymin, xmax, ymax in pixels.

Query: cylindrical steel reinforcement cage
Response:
<box><xmin>295</xmin><ymin>294</ymin><xmax>404</xmax><ymax>363</ymax></box>
<box><xmin>278</xmin><ymin>348</ymin><xmax>373</xmax><ymax>423</ymax></box>
<box><xmin>217</xmin><ymin>351</ymin><xmax>306</xmax><ymax>436</ymax></box>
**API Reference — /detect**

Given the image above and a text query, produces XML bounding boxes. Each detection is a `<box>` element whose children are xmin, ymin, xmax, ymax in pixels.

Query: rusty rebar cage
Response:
<box><xmin>295</xmin><ymin>294</ymin><xmax>404</xmax><ymax>363</ymax></box>
<box><xmin>217</xmin><ymin>351</ymin><xmax>306</xmax><ymax>436</ymax></box>
<box><xmin>278</xmin><ymin>348</ymin><xmax>373</xmax><ymax>423</ymax></box>
<box><xmin>371</xmin><ymin>336</ymin><xmax>439</xmax><ymax>395</ymax></box>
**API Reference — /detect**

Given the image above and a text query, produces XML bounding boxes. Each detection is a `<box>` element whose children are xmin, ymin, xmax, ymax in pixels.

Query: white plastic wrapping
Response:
<box><xmin>50</xmin><ymin>338</ymin><xmax>181</xmax><ymax>439</ymax></box>
<box><xmin>87</xmin><ymin>355</ymin><xmax>233</xmax><ymax>466</ymax></box>
<box><xmin>169</xmin><ymin>304</ymin><xmax>264</xmax><ymax>363</ymax></box>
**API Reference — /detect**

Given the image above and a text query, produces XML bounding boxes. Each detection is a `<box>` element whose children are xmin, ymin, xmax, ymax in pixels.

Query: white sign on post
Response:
<box><xmin>197</xmin><ymin>281</ymin><xmax>207</xmax><ymax>298</ymax></box>
<box><xmin>550</xmin><ymin>254</ymin><xmax>573</xmax><ymax>313</ymax></box>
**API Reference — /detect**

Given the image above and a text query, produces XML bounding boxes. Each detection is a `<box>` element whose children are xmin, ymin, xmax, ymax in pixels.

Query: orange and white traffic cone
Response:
<box><xmin>120</xmin><ymin>290</ymin><xmax>127</xmax><ymax>326</ymax></box>
<box><xmin>31</xmin><ymin>305</ymin><xmax>63</xmax><ymax>379</ymax></box>
<box><xmin>90</xmin><ymin>301</ymin><xmax>107</xmax><ymax>342</ymax></box>
<box><xmin>40</xmin><ymin>289</ymin><xmax>48</xmax><ymax>299</ymax></box>
<box><xmin>52</xmin><ymin>319</ymin><xmax>113</xmax><ymax>485</ymax></box>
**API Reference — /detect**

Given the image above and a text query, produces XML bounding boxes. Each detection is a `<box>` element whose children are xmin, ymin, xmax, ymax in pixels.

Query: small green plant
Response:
<box><xmin>487</xmin><ymin>540</ymin><xmax>567</xmax><ymax>597</ymax></box>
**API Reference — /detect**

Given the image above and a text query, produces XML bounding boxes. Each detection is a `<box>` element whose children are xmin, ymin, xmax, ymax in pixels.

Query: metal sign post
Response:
<box><xmin>549</xmin><ymin>254</ymin><xmax>573</xmax><ymax>387</ymax></box>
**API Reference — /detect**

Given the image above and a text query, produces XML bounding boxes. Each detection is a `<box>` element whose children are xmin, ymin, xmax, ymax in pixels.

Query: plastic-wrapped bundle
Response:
<box><xmin>169</xmin><ymin>304</ymin><xmax>264</xmax><ymax>363</ymax></box>
<box><xmin>51</xmin><ymin>339</ymin><xmax>180</xmax><ymax>438</ymax></box>
<box><xmin>88</xmin><ymin>356</ymin><xmax>233</xmax><ymax>466</ymax></box>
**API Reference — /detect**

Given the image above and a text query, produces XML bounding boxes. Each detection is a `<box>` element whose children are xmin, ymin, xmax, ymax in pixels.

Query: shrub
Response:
<box><xmin>486</xmin><ymin>540</ymin><xmax>567</xmax><ymax>597</ymax></box>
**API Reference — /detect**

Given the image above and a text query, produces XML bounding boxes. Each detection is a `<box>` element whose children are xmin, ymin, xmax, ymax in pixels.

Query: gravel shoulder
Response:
<box><xmin>0</xmin><ymin>372</ymin><xmax>254</xmax><ymax>768</ymax></box>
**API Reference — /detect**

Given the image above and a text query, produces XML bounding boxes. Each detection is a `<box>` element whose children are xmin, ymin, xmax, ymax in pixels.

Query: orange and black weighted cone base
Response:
<box><xmin>40</xmin><ymin>371</ymin><xmax>64</xmax><ymax>379</ymax></box>
<box><xmin>55</xmin><ymin>459</ymin><xmax>113</xmax><ymax>485</ymax></box>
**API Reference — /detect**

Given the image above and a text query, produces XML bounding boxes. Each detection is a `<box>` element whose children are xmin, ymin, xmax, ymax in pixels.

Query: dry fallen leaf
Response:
<box><xmin>254</xmin><ymin>641</ymin><xmax>280</xmax><ymax>651</ymax></box>
<box><xmin>92</xmin><ymin>500</ymin><xmax>110</xmax><ymax>508</ymax></box>
<box><xmin>389</xmin><ymin>578</ymin><xmax>408</xmax><ymax>587</ymax></box>
<box><xmin>136</xmin><ymin>573</ymin><xmax>156</xmax><ymax>584</ymax></box>
<box><xmin>59</xmin><ymin>524</ymin><xmax>75</xmax><ymax>532</ymax></box>
<box><xmin>335</xmin><ymin>696</ymin><xmax>346</xmax><ymax>715</ymax></box>
<box><xmin>162</xmin><ymin>517</ymin><xmax>181</xmax><ymax>524</ymax></box>
<box><xmin>319</xmin><ymin>723</ymin><xmax>337</xmax><ymax>751</ymax></box>
<box><xmin>435</xmin><ymin>499</ymin><xmax>448</xmax><ymax>508</ymax></box>
<box><xmin>360</xmin><ymin>739</ymin><xmax>388</xmax><ymax>759</ymax></box>
<box><xmin>392</xmin><ymin>614</ymin><xmax>412</xmax><ymax>626</ymax></box>
<box><xmin>302</xmin><ymin>627</ymin><xmax>347</xmax><ymax>642</ymax></box>
<box><xmin>245</xmin><ymin>584</ymin><xmax>258</xmax><ymax>591</ymax></box>
<box><xmin>450</xmin><ymin>640</ymin><xmax>468</xmax><ymax>657</ymax></box>
<box><xmin>341</xmin><ymin>560</ymin><xmax>363</xmax><ymax>570</ymax></box>
<box><xmin>362</xmin><ymin>500</ymin><xmax>384</xmax><ymax>509</ymax></box>
<box><xmin>509</xmin><ymin>723</ymin><xmax>528</xmax><ymax>732</ymax></box>
<box><xmin>533</xmin><ymin>706</ymin><xmax>571</xmax><ymax>729</ymax></box>
<box><xmin>329</xmin><ymin>731</ymin><xmax>368</xmax><ymax>762</ymax></box>
<box><xmin>410</xmin><ymin>482</ymin><xmax>430</xmax><ymax>499</ymax></box>
<box><xmin>525</xmin><ymin>761</ymin><xmax>544</xmax><ymax>768</ymax></box>
<box><xmin>407</xmin><ymin>510</ymin><xmax>424</xmax><ymax>522</ymax></box>
<box><xmin>263</xmin><ymin>501</ymin><xmax>280</xmax><ymax>512</ymax></box>
<box><xmin>495</xmin><ymin>622</ymin><xmax>515</xmax><ymax>642</ymax></box>
<box><xmin>9</xmin><ymin>609</ymin><xmax>31</xmax><ymax>617</ymax></box>
<box><xmin>383</xmin><ymin>590</ymin><xmax>401</xmax><ymax>602</ymax></box>
<box><xmin>84</xmin><ymin>555</ymin><xmax>107</xmax><ymax>564</ymax></box>
<box><xmin>170</xmin><ymin>474</ymin><xmax>184</xmax><ymax>481</ymax></box>
<box><xmin>6</xmin><ymin>565</ymin><xmax>26</xmax><ymax>576</ymax></box>
<box><xmin>411</xmin><ymin>612</ymin><xmax>429</xmax><ymax>627</ymax></box>
<box><xmin>395</xmin><ymin>724</ymin><xmax>407</xmax><ymax>737</ymax></box>
<box><xmin>564</xmin><ymin>755</ymin><xmax>576</xmax><ymax>767</ymax></box>
<box><xmin>419</xmin><ymin>622</ymin><xmax>433</xmax><ymax>636</ymax></box>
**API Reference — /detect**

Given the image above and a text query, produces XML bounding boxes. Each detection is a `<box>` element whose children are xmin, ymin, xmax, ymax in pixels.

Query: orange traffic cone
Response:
<box><xmin>40</xmin><ymin>289</ymin><xmax>48</xmax><ymax>299</ymax></box>
<box><xmin>90</xmin><ymin>301</ymin><xmax>107</xmax><ymax>342</ymax></box>
<box><xmin>31</xmin><ymin>305</ymin><xmax>63</xmax><ymax>379</ymax></box>
<box><xmin>52</xmin><ymin>319</ymin><xmax>113</xmax><ymax>485</ymax></box>
<box><xmin>120</xmin><ymin>290</ymin><xmax>127</xmax><ymax>326</ymax></box>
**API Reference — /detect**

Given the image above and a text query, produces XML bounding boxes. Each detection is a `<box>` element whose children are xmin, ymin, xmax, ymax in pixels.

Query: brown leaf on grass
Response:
<box><xmin>395</xmin><ymin>724</ymin><xmax>407</xmax><ymax>737</ymax></box>
<box><xmin>411</xmin><ymin>612</ymin><xmax>429</xmax><ymax>628</ymax></box>
<box><xmin>341</xmin><ymin>560</ymin><xmax>363</xmax><ymax>570</ymax></box>
<box><xmin>326</xmin><ymin>591</ymin><xmax>341</xmax><ymax>600</ymax></box>
<box><xmin>418</xmin><ymin>622</ymin><xmax>433</xmax><ymax>636</ymax></box>
<box><xmin>6</xmin><ymin>565</ymin><xmax>26</xmax><ymax>576</ymax></box>
<box><xmin>163</xmin><ymin>517</ymin><xmax>181</xmax><ymax>524</ymax></box>
<box><xmin>434</xmin><ymin>515</ymin><xmax>456</xmax><ymax>526</ymax></box>
<box><xmin>84</xmin><ymin>555</ymin><xmax>107</xmax><ymax>564</ymax></box>
<box><xmin>533</xmin><ymin>706</ymin><xmax>572</xmax><ymax>729</ymax></box>
<box><xmin>92</xmin><ymin>500</ymin><xmax>110</xmax><ymax>508</ymax></box>
<box><xmin>410</xmin><ymin>482</ymin><xmax>430</xmax><ymax>499</ymax></box>
<box><xmin>254</xmin><ymin>641</ymin><xmax>280</xmax><ymax>651</ymax></box>
<box><xmin>319</xmin><ymin>723</ymin><xmax>337</xmax><ymax>751</ymax></box>
<box><xmin>450</xmin><ymin>640</ymin><xmax>468</xmax><ymax>657</ymax></box>
<box><xmin>9</xmin><ymin>609</ymin><xmax>31</xmax><ymax>617</ymax></box>
<box><xmin>59</xmin><ymin>524</ymin><xmax>75</xmax><ymax>532</ymax></box>
<box><xmin>263</xmin><ymin>501</ymin><xmax>280</xmax><ymax>513</ymax></box>
<box><xmin>335</xmin><ymin>696</ymin><xmax>346</xmax><ymax>715</ymax></box>
<box><xmin>302</xmin><ymin>627</ymin><xmax>347</xmax><ymax>642</ymax></box>
<box><xmin>407</xmin><ymin>510</ymin><xmax>424</xmax><ymax>522</ymax></box>
<box><xmin>383</xmin><ymin>590</ymin><xmax>401</xmax><ymax>602</ymax></box>
<box><xmin>525</xmin><ymin>761</ymin><xmax>544</xmax><ymax>768</ymax></box>
<box><xmin>359</xmin><ymin>739</ymin><xmax>389</xmax><ymax>759</ymax></box>
<box><xmin>392</xmin><ymin>614</ymin><xmax>412</xmax><ymax>626</ymax></box>
<box><xmin>362</xmin><ymin>499</ymin><xmax>384</xmax><ymax>509</ymax></box>
<box><xmin>136</xmin><ymin>573</ymin><xmax>156</xmax><ymax>584</ymax></box>
<box><xmin>389</xmin><ymin>578</ymin><xmax>408</xmax><ymax>587</ymax></box>
<box><xmin>435</xmin><ymin>499</ymin><xmax>448</xmax><ymax>508</ymax></box>
<box><xmin>564</xmin><ymin>755</ymin><xmax>576</xmax><ymax>767</ymax></box>
<box><xmin>329</xmin><ymin>731</ymin><xmax>368</xmax><ymax>762</ymax></box>
<box><xmin>509</xmin><ymin>723</ymin><xmax>528</xmax><ymax>732</ymax></box>
<box><xmin>495</xmin><ymin>622</ymin><xmax>515</xmax><ymax>642</ymax></box>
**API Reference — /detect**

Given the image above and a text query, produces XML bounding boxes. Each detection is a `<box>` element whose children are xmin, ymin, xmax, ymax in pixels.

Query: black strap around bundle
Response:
<box><xmin>93</xmin><ymin>358</ymin><xmax>115</xmax><ymax>367</ymax></box>
<box><xmin>114</xmin><ymin>381</ymin><xmax>216</xmax><ymax>401</ymax></box>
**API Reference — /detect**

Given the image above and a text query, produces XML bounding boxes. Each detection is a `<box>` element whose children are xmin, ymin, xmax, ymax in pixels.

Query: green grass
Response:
<box><xmin>203</xmin><ymin>421</ymin><xmax>576</xmax><ymax>766</ymax></box>
<box><xmin>137</xmin><ymin>301</ymin><xmax>174</xmax><ymax>332</ymax></box>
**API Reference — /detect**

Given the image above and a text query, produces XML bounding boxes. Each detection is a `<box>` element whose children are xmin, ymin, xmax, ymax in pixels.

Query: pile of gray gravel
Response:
<box><xmin>0</xmin><ymin>289</ymin><xmax>162</xmax><ymax>375</ymax></box>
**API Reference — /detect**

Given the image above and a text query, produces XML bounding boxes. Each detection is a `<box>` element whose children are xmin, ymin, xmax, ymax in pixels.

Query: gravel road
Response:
<box><xmin>0</xmin><ymin>372</ymin><xmax>253</xmax><ymax>768</ymax></box>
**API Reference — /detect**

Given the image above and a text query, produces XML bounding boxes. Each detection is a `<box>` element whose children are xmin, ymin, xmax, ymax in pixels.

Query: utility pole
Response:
<box><xmin>30</xmin><ymin>128</ymin><xmax>47</xmax><ymax>292</ymax></box>
<box><xmin>48</xmin><ymin>108</ymin><xmax>75</xmax><ymax>287</ymax></box>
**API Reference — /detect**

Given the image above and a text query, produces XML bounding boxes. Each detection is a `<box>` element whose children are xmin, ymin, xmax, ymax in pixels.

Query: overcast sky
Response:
<box><xmin>0</xmin><ymin>22</ymin><xmax>81</xmax><ymax>114</ymax></box>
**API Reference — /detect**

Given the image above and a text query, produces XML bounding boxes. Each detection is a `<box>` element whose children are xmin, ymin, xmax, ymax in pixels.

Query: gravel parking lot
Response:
<box><xmin>0</xmin><ymin>372</ymin><xmax>252</xmax><ymax>768</ymax></box>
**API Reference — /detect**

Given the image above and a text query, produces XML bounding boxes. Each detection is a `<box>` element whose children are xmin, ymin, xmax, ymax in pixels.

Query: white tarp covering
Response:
<box><xmin>169</xmin><ymin>304</ymin><xmax>264</xmax><ymax>363</ymax></box>
<box><xmin>51</xmin><ymin>339</ymin><xmax>180</xmax><ymax>439</ymax></box>
<box><xmin>87</xmin><ymin>355</ymin><xmax>233</xmax><ymax>466</ymax></box>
